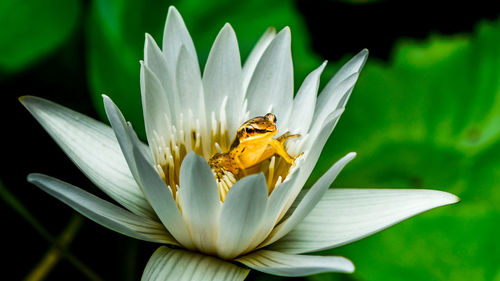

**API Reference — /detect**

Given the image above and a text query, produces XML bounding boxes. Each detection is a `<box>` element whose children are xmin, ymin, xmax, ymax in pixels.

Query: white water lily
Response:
<box><xmin>22</xmin><ymin>6</ymin><xmax>459</xmax><ymax>280</ymax></box>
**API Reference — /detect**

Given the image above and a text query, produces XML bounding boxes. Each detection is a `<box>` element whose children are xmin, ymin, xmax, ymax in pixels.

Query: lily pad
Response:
<box><xmin>309</xmin><ymin>17</ymin><xmax>500</xmax><ymax>281</ymax></box>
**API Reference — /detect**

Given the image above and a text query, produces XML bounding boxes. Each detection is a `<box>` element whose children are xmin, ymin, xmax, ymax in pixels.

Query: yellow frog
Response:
<box><xmin>209</xmin><ymin>113</ymin><xmax>301</xmax><ymax>178</ymax></box>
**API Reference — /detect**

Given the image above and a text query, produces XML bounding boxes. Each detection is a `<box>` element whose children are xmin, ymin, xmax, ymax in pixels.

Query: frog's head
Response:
<box><xmin>237</xmin><ymin>113</ymin><xmax>278</xmax><ymax>143</ymax></box>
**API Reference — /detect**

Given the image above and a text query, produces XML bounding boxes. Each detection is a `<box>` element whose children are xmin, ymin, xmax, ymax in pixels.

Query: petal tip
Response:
<box><xmin>26</xmin><ymin>173</ymin><xmax>41</xmax><ymax>183</ymax></box>
<box><xmin>438</xmin><ymin>190</ymin><xmax>461</xmax><ymax>205</ymax></box>
<box><xmin>18</xmin><ymin>95</ymin><xmax>38</xmax><ymax>106</ymax></box>
<box><xmin>167</xmin><ymin>5</ymin><xmax>180</xmax><ymax>17</ymax></box>
<box><xmin>266</xmin><ymin>26</ymin><xmax>277</xmax><ymax>35</ymax></box>
<box><xmin>344</xmin><ymin>258</ymin><xmax>356</xmax><ymax>273</ymax></box>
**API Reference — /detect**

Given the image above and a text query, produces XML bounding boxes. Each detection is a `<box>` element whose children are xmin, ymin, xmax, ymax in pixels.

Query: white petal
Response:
<box><xmin>246</xmin><ymin>27</ymin><xmax>293</xmax><ymax>125</ymax></box>
<box><xmin>144</xmin><ymin>34</ymin><xmax>178</xmax><ymax>124</ymax></box>
<box><xmin>307</xmin><ymin>73</ymin><xmax>357</xmax><ymax>146</ymax></box>
<box><xmin>313</xmin><ymin>49</ymin><xmax>368</xmax><ymax>128</ymax></box>
<box><xmin>28</xmin><ymin>173</ymin><xmax>175</xmax><ymax>245</ymax></box>
<box><xmin>270</xmin><ymin>188</ymin><xmax>459</xmax><ymax>254</ymax></box>
<box><xmin>178</xmin><ymin>152</ymin><xmax>221</xmax><ymax>254</ymax></box>
<box><xmin>162</xmin><ymin>6</ymin><xmax>198</xmax><ymax>68</ymax></box>
<box><xmin>103</xmin><ymin>95</ymin><xmax>141</xmax><ymax>181</ymax></box>
<box><xmin>142</xmin><ymin>246</ymin><xmax>249</xmax><ymax>281</ymax></box>
<box><xmin>301</xmin><ymin>109</ymin><xmax>345</xmax><ymax>182</ymax></box>
<box><xmin>236</xmin><ymin>250</ymin><xmax>354</xmax><ymax>276</ymax></box>
<box><xmin>287</xmin><ymin>61</ymin><xmax>327</xmax><ymax>133</ymax></box>
<box><xmin>216</xmin><ymin>174</ymin><xmax>268</xmax><ymax>259</ymax></box>
<box><xmin>176</xmin><ymin>45</ymin><xmax>207</xmax><ymax>137</ymax></box>
<box><xmin>262</xmin><ymin>152</ymin><xmax>356</xmax><ymax>247</ymax></box>
<box><xmin>249</xmin><ymin>169</ymin><xmax>300</xmax><ymax>250</ymax></box>
<box><xmin>277</xmin><ymin>109</ymin><xmax>346</xmax><ymax>234</ymax></box>
<box><xmin>132</xmin><ymin>146</ymin><xmax>194</xmax><ymax>249</ymax></box>
<box><xmin>203</xmin><ymin>24</ymin><xmax>243</xmax><ymax>136</ymax></box>
<box><xmin>20</xmin><ymin>96</ymin><xmax>154</xmax><ymax>218</ymax></box>
<box><xmin>242</xmin><ymin>27</ymin><xmax>276</xmax><ymax>95</ymax></box>
<box><xmin>140</xmin><ymin>62</ymin><xmax>173</xmax><ymax>146</ymax></box>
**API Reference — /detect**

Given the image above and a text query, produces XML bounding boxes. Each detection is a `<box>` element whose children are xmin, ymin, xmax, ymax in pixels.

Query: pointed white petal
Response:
<box><xmin>178</xmin><ymin>152</ymin><xmax>221</xmax><ymax>254</ymax></box>
<box><xmin>176</xmin><ymin>46</ymin><xmax>205</xmax><ymax>123</ymax></box>
<box><xmin>103</xmin><ymin>95</ymin><xmax>142</xmax><ymax>180</ymax></box>
<box><xmin>307</xmin><ymin>73</ymin><xmax>357</xmax><ymax>146</ymax></box>
<box><xmin>263</xmin><ymin>152</ymin><xmax>356</xmax><ymax>247</ymax></box>
<box><xmin>321</xmin><ymin>49</ymin><xmax>368</xmax><ymax>97</ymax></box>
<box><xmin>246</xmin><ymin>27</ymin><xmax>293</xmax><ymax>124</ymax></box>
<box><xmin>242</xmin><ymin>27</ymin><xmax>276</xmax><ymax>95</ymax></box>
<box><xmin>203</xmin><ymin>24</ymin><xmax>243</xmax><ymax>136</ymax></box>
<box><xmin>216</xmin><ymin>174</ymin><xmax>268</xmax><ymax>259</ymax></box>
<box><xmin>21</xmin><ymin>96</ymin><xmax>154</xmax><ymax>218</ymax></box>
<box><xmin>313</xmin><ymin>49</ymin><xmax>368</xmax><ymax>128</ymax></box>
<box><xmin>287</xmin><ymin>61</ymin><xmax>327</xmax><ymax>133</ymax></box>
<box><xmin>28</xmin><ymin>174</ymin><xmax>176</xmax><ymax>245</ymax></box>
<box><xmin>144</xmin><ymin>34</ymin><xmax>171</xmax><ymax>95</ymax></box>
<box><xmin>249</xmin><ymin>170</ymin><xmax>300</xmax><ymax>250</ymax></box>
<box><xmin>140</xmin><ymin>62</ymin><xmax>173</xmax><ymax>146</ymax></box>
<box><xmin>144</xmin><ymin>34</ymin><xmax>178</xmax><ymax>124</ymax></box>
<box><xmin>236</xmin><ymin>250</ymin><xmax>354</xmax><ymax>276</ymax></box>
<box><xmin>162</xmin><ymin>6</ymin><xmax>198</xmax><ymax>67</ymax></box>
<box><xmin>277</xmin><ymin>109</ymin><xmax>346</xmax><ymax>235</ymax></box>
<box><xmin>132</xmin><ymin>146</ymin><xmax>194</xmax><ymax>249</ymax></box>
<box><xmin>142</xmin><ymin>246</ymin><xmax>249</xmax><ymax>281</ymax></box>
<box><xmin>301</xmin><ymin>109</ymin><xmax>345</xmax><ymax>181</ymax></box>
<box><xmin>270</xmin><ymin>188</ymin><xmax>459</xmax><ymax>254</ymax></box>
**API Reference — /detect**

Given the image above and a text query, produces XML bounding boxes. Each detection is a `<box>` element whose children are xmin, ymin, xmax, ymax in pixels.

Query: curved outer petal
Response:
<box><xmin>216</xmin><ymin>174</ymin><xmax>268</xmax><ymax>259</ymax></box>
<box><xmin>28</xmin><ymin>174</ymin><xmax>175</xmax><ymax>245</ymax></box>
<box><xmin>142</xmin><ymin>246</ymin><xmax>249</xmax><ymax>281</ymax></box>
<box><xmin>269</xmin><ymin>188</ymin><xmax>460</xmax><ymax>254</ymax></box>
<box><xmin>20</xmin><ymin>96</ymin><xmax>155</xmax><ymax>218</ymax></box>
<box><xmin>103</xmin><ymin>95</ymin><xmax>154</xmax><ymax>166</ymax></box>
<box><xmin>242</xmin><ymin>27</ymin><xmax>276</xmax><ymax>96</ymax></box>
<box><xmin>103</xmin><ymin>95</ymin><xmax>143</xmax><ymax>182</ymax></box>
<box><xmin>203</xmin><ymin>24</ymin><xmax>243</xmax><ymax>137</ymax></box>
<box><xmin>246</xmin><ymin>27</ymin><xmax>293</xmax><ymax>126</ymax></box>
<box><xmin>262</xmin><ymin>152</ymin><xmax>356</xmax><ymax>247</ymax></box>
<box><xmin>178</xmin><ymin>152</ymin><xmax>222</xmax><ymax>254</ymax></box>
<box><xmin>132</xmin><ymin>146</ymin><xmax>194</xmax><ymax>249</ymax></box>
<box><xmin>236</xmin><ymin>250</ymin><xmax>354</xmax><ymax>277</ymax></box>
<box><xmin>286</xmin><ymin>61</ymin><xmax>327</xmax><ymax>134</ymax></box>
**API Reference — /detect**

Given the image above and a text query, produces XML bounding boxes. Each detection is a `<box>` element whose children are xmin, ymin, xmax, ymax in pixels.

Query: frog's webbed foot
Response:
<box><xmin>277</xmin><ymin>131</ymin><xmax>301</xmax><ymax>144</ymax></box>
<box><xmin>291</xmin><ymin>152</ymin><xmax>304</xmax><ymax>166</ymax></box>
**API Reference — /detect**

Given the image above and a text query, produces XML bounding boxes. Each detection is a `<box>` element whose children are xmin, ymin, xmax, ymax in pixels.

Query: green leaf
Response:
<box><xmin>310</xmin><ymin>18</ymin><xmax>500</xmax><ymax>281</ymax></box>
<box><xmin>0</xmin><ymin>0</ymin><xmax>80</xmax><ymax>73</ymax></box>
<box><xmin>86</xmin><ymin>0</ymin><xmax>320</xmax><ymax>138</ymax></box>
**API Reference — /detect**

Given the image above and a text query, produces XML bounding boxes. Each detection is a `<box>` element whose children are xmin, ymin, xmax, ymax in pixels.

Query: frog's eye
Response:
<box><xmin>245</xmin><ymin>127</ymin><xmax>255</xmax><ymax>135</ymax></box>
<box><xmin>265</xmin><ymin>113</ymin><xmax>277</xmax><ymax>124</ymax></box>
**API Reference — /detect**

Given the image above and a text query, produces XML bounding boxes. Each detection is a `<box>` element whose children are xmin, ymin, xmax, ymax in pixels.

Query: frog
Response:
<box><xmin>209</xmin><ymin>113</ymin><xmax>302</xmax><ymax>178</ymax></box>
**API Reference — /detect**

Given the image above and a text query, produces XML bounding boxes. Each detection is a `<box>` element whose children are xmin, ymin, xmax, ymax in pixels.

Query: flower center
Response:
<box><xmin>149</xmin><ymin>102</ymin><xmax>301</xmax><ymax>202</ymax></box>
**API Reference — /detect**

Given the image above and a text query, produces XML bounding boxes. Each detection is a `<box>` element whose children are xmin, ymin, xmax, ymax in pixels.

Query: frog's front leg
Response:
<box><xmin>276</xmin><ymin>131</ymin><xmax>301</xmax><ymax>144</ymax></box>
<box><xmin>269</xmin><ymin>138</ymin><xmax>302</xmax><ymax>165</ymax></box>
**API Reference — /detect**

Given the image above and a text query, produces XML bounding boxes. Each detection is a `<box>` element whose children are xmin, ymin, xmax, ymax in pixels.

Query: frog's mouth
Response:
<box><xmin>255</xmin><ymin>128</ymin><xmax>274</xmax><ymax>133</ymax></box>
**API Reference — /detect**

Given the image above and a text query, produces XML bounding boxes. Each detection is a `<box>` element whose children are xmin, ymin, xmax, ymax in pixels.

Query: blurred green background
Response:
<box><xmin>1</xmin><ymin>0</ymin><xmax>499</xmax><ymax>280</ymax></box>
